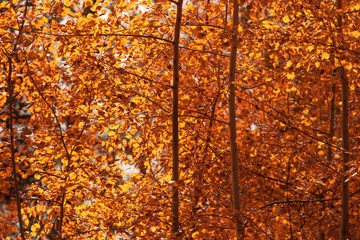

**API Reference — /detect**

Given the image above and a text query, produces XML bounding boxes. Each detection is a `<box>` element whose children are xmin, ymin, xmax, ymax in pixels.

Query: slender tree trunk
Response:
<box><xmin>336</xmin><ymin>0</ymin><xmax>350</xmax><ymax>239</ymax></box>
<box><xmin>5</xmin><ymin>55</ymin><xmax>26</xmax><ymax>240</ymax></box>
<box><xmin>171</xmin><ymin>0</ymin><xmax>183</xmax><ymax>237</ymax></box>
<box><xmin>338</xmin><ymin>65</ymin><xmax>350</xmax><ymax>240</ymax></box>
<box><xmin>327</xmin><ymin>83</ymin><xmax>336</xmax><ymax>163</ymax></box>
<box><xmin>5</xmin><ymin>1</ymin><xmax>30</xmax><ymax>237</ymax></box>
<box><xmin>228</xmin><ymin>0</ymin><xmax>243</xmax><ymax>238</ymax></box>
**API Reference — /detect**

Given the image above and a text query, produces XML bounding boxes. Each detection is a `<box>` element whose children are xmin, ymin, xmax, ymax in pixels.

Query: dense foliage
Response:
<box><xmin>1</xmin><ymin>0</ymin><xmax>360</xmax><ymax>239</ymax></box>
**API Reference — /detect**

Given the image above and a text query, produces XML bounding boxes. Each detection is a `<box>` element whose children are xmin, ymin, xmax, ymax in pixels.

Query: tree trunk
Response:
<box><xmin>336</xmin><ymin>1</ymin><xmax>350</xmax><ymax>239</ymax></box>
<box><xmin>228</xmin><ymin>0</ymin><xmax>243</xmax><ymax>238</ymax></box>
<box><xmin>171</xmin><ymin>0</ymin><xmax>183</xmax><ymax>237</ymax></box>
<box><xmin>338</xmin><ymin>65</ymin><xmax>350</xmax><ymax>240</ymax></box>
<box><xmin>5</xmin><ymin>54</ymin><xmax>26</xmax><ymax>240</ymax></box>
<box><xmin>327</xmin><ymin>83</ymin><xmax>335</xmax><ymax>163</ymax></box>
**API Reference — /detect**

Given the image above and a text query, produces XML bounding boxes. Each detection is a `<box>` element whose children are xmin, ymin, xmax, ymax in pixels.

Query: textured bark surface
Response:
<box><xmin>228</xmin><ymin>0</ymin><xmax>243</xmax><ymax>238</ymax></box>
<box><xmin>171</xmin><ymin>0</ymin><xmax>183</xmax><ymax>237</ymax></box>
<box><xmin>336</xmin><ymin>0</ymin><xmax>350</xmax><ymax>239</ymax></box>
<box><xmin>6</xmin><ymin>55</ymin><xmax>26</xmax><ymax>240</ymax></box>
<box><xmin>339</xmin><ymin>65</ymin><xmax>350</xmax><ymax>240</ymax></box>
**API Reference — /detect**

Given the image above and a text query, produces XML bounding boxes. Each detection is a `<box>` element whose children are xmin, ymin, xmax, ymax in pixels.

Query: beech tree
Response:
<box><xmin>227</xmin><ymin>0</ymin><xmax>243</xmax><ymax>238</ymax></box>
<box><xmin>1</xmin><ymin>0</ymin><xmax>360</xmax><ymax>239</ymax></box>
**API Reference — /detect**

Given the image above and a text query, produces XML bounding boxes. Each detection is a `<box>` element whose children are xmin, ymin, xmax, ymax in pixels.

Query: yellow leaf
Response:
<box><xmin>63</xmin><ymin>0</ymin><xmax>72</xmax><ymax>7</ymax></box>
<box><xmin>282</xmin><ymin>15</ymin><xmax>290</xmax><ymax>23</ymax></box>
<box><xmin>164</xmin><ymin>174</ymin><xmax>171</xmax><ymax>182</ymax></box>
<box><xmin>192</xmin><ymin>232</ymin><xmax>199</xmax><ymax>238</ymax></box>
<box><xmin>250</xmin><ymin>149</ymin><xmax>257</xmax><ymax>157</ymax></box>
<box><xmin>31</xmin><ymin>223</ymin><xmax>40</xmax><ymax>233</ymax></box>
<box><xmin>131</xmin><ymin>96</ymin><xmax>142</xmax><ymax>104</ymax></box>
<box><xmin>41</xmin><ymin>16</ymin><xmax>48</xmax><ymax>24</ymax></box>
<box><xmin>183</xmin><ymin>95</ymin><xmax>190</xmax><ymax>100</ymax></box>
<box><xmin>286</xmin><ymin>72</ymin><xmax>295</xmax><ymax>80</ymax></box>
<box><xmin>262</xmin><ymin>21</ymin><xmax>272</xmax><ymax>29</ymax></box>
<box><xmin>345</xmin><ymin>62</ymin><xmax>352</xmax><ymax>70</ymax></box>
<box><xmin>117</xmin><ymin>0</ymin><xmax>128</xmax><ymax>8</ymax></box>
<box><xmin>286</xmin><ymin>87</ymin><xmax>297</xmax><ymax>92</ymax></box>
<box><xmin>306</xmin><ymin>45</ymin><xmax>314</xmax><ymax>52</ymax></box>
<box><xmin>69</xmin><ymin>172</ymin><xmax>76</xmax><ymax>180</ymax></box>
<box><xmin>335</xmin><ymin>58</ymin><xmax>341</xmax><ymax>67</ymax></box>
<box><xmin>121</xmin><ymin>182</ymin><xmax>131</xmax><ymax>192</ymax></box>
<box><xmin>315</xmin><ymin>62</ymin><xmax>320</xmax><ymax>68</ymax></box>
<box><xmin>321</xmin><ymin>52</ymin><xmax>330</xmax><ymax>60</ymax></box>
<box><xmin>350</xmin><ymin>31</ymin><xmax>360</xmax><ymax>38</ymax></box>
<box><xmin>108</xmin><ymin>131</ymin><xmax>115</xmax><ymax>137</ymax></box>
<box><xmin>34</xmin><ymin>173</ymin><xmax>41</xmax><ymax>180</ymax></box>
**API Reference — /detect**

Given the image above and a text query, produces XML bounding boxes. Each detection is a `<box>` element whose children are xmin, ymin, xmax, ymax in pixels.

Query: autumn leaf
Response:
<box><xmin>350</xmin><ymin>31</ymin><xmax>360</xmax><ymax>38</ymax></box>
<box><xmin>321</xmin><ymin>52</ymin><xmax>330</xmax><ymax>60</ymax></box>
<box><xmin>286</xmin><ymin>72</ymin><xmax>295</xmax><ymax>79</ymax></box>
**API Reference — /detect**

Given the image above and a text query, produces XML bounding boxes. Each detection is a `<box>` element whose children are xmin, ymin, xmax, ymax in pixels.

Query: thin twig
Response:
<box><xmin>260</xmin><ymin>198</ymin><xmax>341</xmax><ymax>209</ymax></box>
<box><xmin>38</xmin><ymin>32</ymin><xmax>173</xmax><ymax>44</ymax></box>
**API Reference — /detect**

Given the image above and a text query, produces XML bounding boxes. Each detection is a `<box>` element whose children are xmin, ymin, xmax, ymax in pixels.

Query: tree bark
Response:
<box><xmin>338</xmin><ymin>65</ymin><xmax>350</xmax><ymax>240</ymax></box>
<box><xmin>171</xmin><ymin>0</ymin><xmax>183</xmax><ymax>237</ymax></box>
<box><xmin>336</xmin><ymin>0</ymin><xmax>350</xmax><ymax>239</ymax></box>
<box><xmin>228</xmin><ymin>0</ymin><xmax>243</xmax><ymax>238</ymax></box>
<box><xmin>327</xmin><ymin>83</ymin><xmax>335</xmax><ymax>163</ymax></box>
<box><xmin>5</xmin><ymin>55</ymin><xmax>26</xmax><ymax>240</ymax></box>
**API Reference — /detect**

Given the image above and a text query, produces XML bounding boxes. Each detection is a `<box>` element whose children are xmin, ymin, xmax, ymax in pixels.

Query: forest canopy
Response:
<box><xmin>1</xmin><ymin>0</ymin><xmax>360</xmax><ymax>239</ymax></box>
